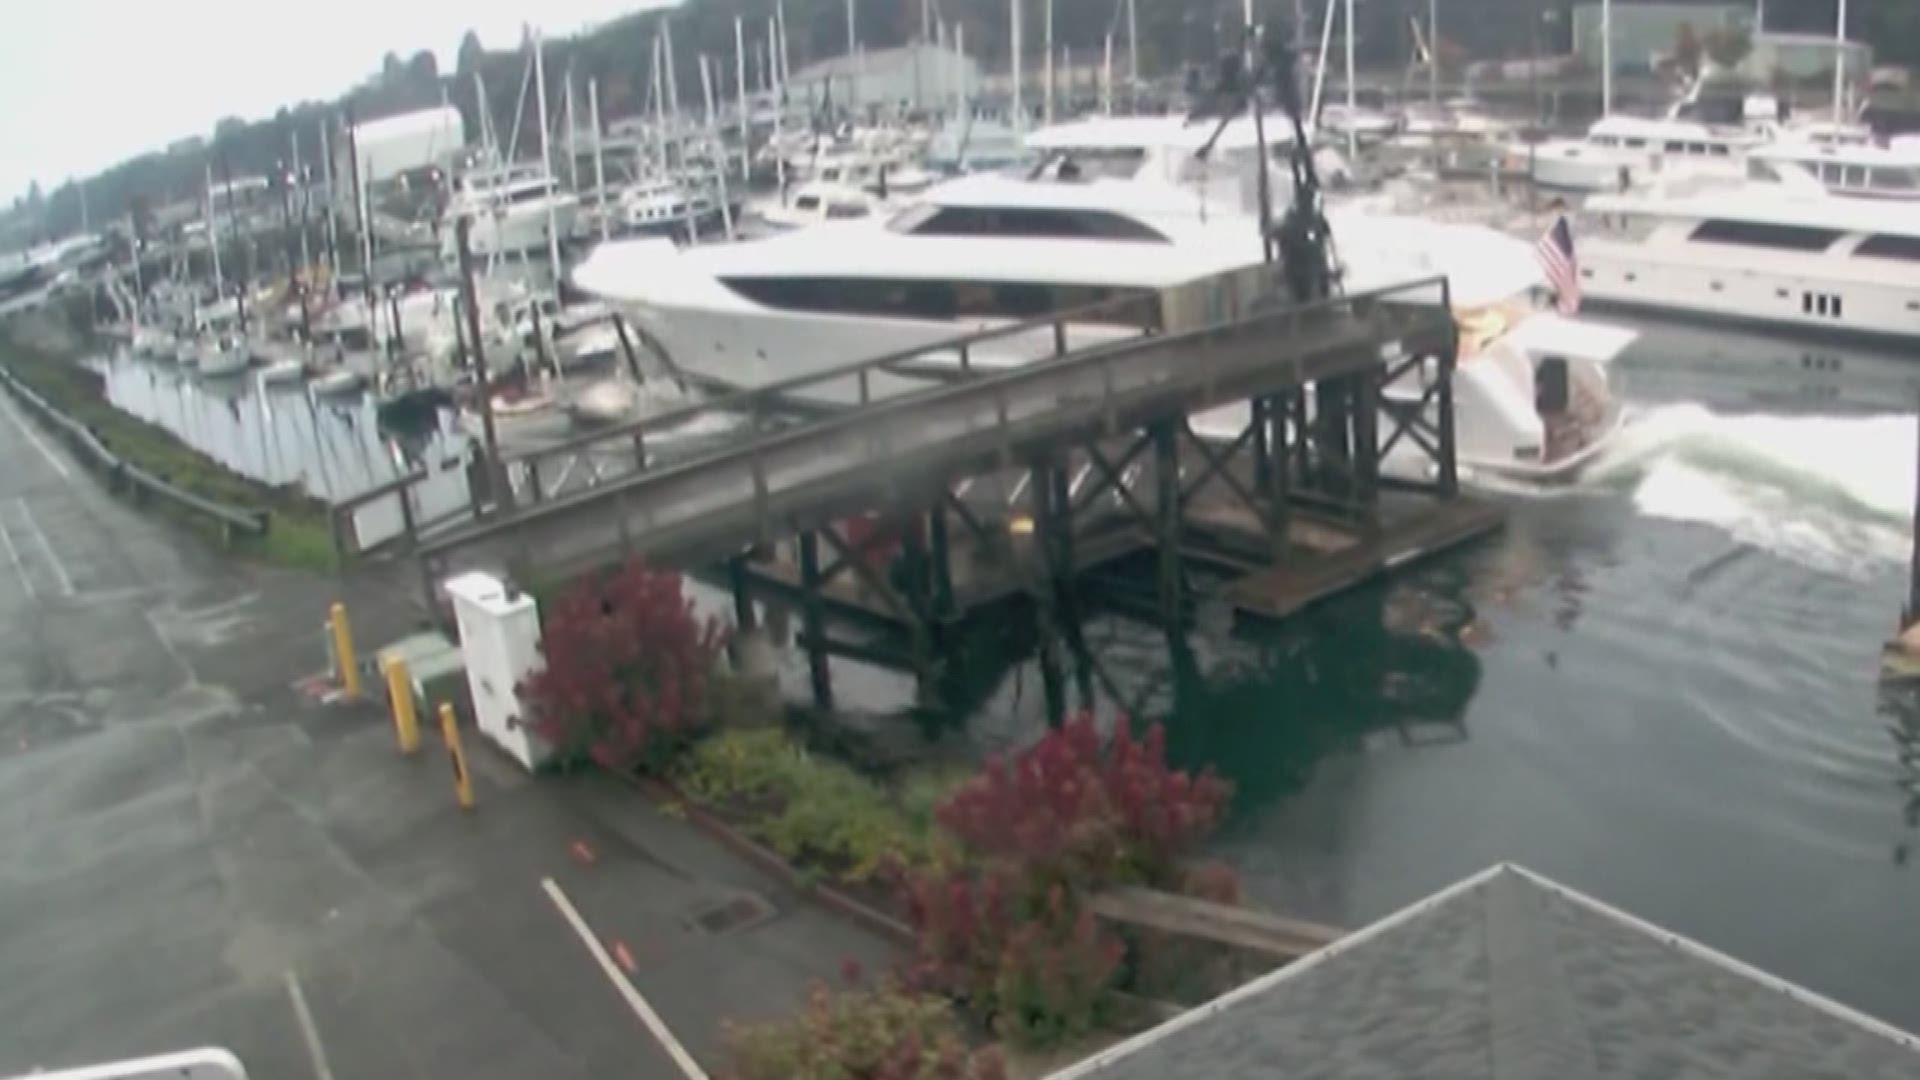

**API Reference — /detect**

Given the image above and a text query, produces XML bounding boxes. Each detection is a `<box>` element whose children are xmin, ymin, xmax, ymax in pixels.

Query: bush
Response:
<box><xmin>676</xmin><ymin>730</ymin><xmax>943</xmax><ymax>884</ymax></box>
<box><xmin>902</xmin><ymin>715</ymin><xmax>1234</xmax><ymax>1048</ymax></box>
<box><xmin>519</xmin><ymin>559</ymin><xmax>724</xmax><ymax>773</ymax></box>
<box><xmin>723</xmin><ymin>979</ymin><xmax>1006</xmax><ymax>1080</ymax></box>
<box><xmin>935</xmin><ymin>716</ymin><xmax>1232</xmax><ymax>890</ymax></box>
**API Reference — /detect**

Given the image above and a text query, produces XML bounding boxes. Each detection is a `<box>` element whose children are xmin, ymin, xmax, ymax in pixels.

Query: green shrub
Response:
<box><xmin>676</xmin><ymin>731</ymin><xmax>948</xmax><ymax>884</ymax></box>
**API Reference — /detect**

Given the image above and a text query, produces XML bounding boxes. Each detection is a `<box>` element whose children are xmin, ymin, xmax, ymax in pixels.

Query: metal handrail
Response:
<box><xmin>0</xmin><ymin>365</ymin><xmax>269</xmax><ymax>538</ymax></box>
<box><xmin>497</xmin><ymin>288</ymin><xmax>1165</xmax><ymax>476</ymax></box>
<box><xmin>424</xmin><ymin>275</ymin><xmax>1453</xmax><ymax>555</ymax></box>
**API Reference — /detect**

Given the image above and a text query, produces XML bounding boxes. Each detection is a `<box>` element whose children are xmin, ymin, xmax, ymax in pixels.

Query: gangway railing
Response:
<box><xmin>416</xmin><ymin>275</ymin><xmax>1453</xmax><ymax>582</ymax></box>
<box><xmin>329</xmin><ymin>288</ymin><xmax>1163</xmax><ymax>562</ymax></box>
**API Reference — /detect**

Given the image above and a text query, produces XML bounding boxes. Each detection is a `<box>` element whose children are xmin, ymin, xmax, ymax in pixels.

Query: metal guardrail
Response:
<box><xmin>0</xmin><ymin>364</ymin><xmax>271</xmax><ymax>544</ymax></box>
<box><xmin>420</xmin><ymin>275</ymin><xmax>1455</xmax><ymax>577</ymax></box>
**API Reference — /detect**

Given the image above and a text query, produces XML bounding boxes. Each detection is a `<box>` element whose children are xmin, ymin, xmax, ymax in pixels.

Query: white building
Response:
<box><xmin>788</xmin><ymin>43</ymin><xmax>980</xmax><ymax>112</ymax></box>
<box><xmin>350</xmin><ymin>106</ymin><xmax>466</xmax><ymax>185</ymax></box>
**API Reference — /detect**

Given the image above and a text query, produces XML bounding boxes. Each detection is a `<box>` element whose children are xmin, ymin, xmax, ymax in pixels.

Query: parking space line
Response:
<box><xmin>284</xmin><ymin>970</ymin><xmax>337</xmax><ymax>1080</ymax></box>
<box><xmin>0</xmin><ymin>390</ymin><xmax>72</xmax><ymax>482</ymax></box>
<box><xmin>0</xmin><ymin>519</ymin><xmax>35</xmax><ymax>600</ymax></box>
<box><xmin>541</xmin><ymin>877</ymin><xmax>710</xmax><ymax>1080</ymax></box>
<box><xmin>15</xmin><ymin>498</ymin><xmax>73</xmax><ymax>597</ymax></box>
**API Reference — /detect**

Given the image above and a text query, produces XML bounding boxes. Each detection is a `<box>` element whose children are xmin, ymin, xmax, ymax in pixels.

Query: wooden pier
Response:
<box><xmin>358</xmin><ymin>267</ymin><xmax>1502</xmax><ymax>712</ymax></box>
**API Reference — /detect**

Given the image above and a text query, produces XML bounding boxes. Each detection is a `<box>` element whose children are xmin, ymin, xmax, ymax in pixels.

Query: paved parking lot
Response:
<box><xmin>0</xmin><ymin>385</ymin><xmax>897</xmax><ymax>1078</ymax></box>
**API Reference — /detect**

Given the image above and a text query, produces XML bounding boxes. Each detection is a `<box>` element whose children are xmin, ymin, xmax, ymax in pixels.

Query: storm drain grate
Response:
<box><xmin>685</xmin><ymin>894</ymin><xmax>775</xmax><ymax>936</ymax></box>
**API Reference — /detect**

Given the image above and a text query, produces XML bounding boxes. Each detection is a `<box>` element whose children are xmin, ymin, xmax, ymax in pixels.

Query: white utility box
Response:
<box><xmin>444</xmin><ymin>571</ymin><xmax>550</xmax><ymax>772</ymax></box>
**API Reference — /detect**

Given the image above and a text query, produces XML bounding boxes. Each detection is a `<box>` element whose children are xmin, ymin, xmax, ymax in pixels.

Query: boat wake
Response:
<box><xmin>1591</xmin><ymin>404</ymin><xmax>1914</xmax><ymax>576</ymax></box>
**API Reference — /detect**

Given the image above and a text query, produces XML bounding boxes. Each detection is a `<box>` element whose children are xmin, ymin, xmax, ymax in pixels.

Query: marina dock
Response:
<box><xmin>356</xmin><ymin>266</ymin><xmax>1502</xmax><ymax>710</ymax></box>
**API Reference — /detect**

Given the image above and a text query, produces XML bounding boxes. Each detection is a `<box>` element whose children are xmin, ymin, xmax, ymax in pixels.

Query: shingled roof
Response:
<box><xmin>1049</xmin><ymin>864</ymin><xmax>1920</xmax><ymax>1079</ymax></box>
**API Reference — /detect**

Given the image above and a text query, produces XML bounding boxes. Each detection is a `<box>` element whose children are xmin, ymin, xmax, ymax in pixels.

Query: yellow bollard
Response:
<box><xmin>438</xmin><ymin>702</ymin><xmax>476</xmax><ymax>810</ymax></box>
<box><xmin>382</xmin><ymin>657</ymin><xmax>421</xmax><ymax>754</ymax></box>
<box><xmin>329</xmin><ymin>602</ymin><xmax>361</xmax><ymax>700</ymax></box>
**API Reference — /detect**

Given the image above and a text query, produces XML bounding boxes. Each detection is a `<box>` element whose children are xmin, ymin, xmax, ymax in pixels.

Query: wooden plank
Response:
<box><xmin>1088</xmin><ymin>887</ymin><xmax>1344</xmax><ymax>961</ymax></box>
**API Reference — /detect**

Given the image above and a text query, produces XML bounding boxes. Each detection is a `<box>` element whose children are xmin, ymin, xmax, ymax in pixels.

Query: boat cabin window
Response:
<box><xmin>820</xmin><ymin>168</ymin><xmax>842</xmax><ymax>182</ymax></box>
<box><xmin>1871</xmin><ymin>167</ymin><xmax>1920</xmax><ymax>191</ymax></box>
<box><xmin>904</xmin><ymin>205</ymin><xmax>1167</xmax><ymax>242</ymax></box>
<box><xmin>1855</xmin><ymin>234</ymin><xmax>1920</xmax><ymax>261</ymax></box>
<box><xmin>1029</xmin><ymin>148</ymin><xmax>1147</xmax><ymax>182</ymax></box>
<box><xmin>793</xmin><ymin>194</ymin><xmax>822</xmax><ymax>211</ymax></box>
<box><xmin>1688</xmin><ymin>219</ymin><xmax>1842</xmax><ymax>252</ymax></box>
<box><xmin>1747</xmin><ymin>159</ymin><xmax>1784</xmax><ymax>182</ymax></box>
<box><xmin>1624</xmin><ymin>138</ymin><xmax>1647</xmax><ymax>149</ymax></box>
<box><xmin>1708</xmin><ymin>143</ymin><xmax>1731</xmax><ymax>156</ymax></box>
<box><xmin>718</xmin><ymin>275</ymin><xmax>1153</xmax><ymax>323</ymax></box>
<box><xmin>826</xmin><ymin>202</ymin><xmax>870</xmax><ymax>220</ymax></box>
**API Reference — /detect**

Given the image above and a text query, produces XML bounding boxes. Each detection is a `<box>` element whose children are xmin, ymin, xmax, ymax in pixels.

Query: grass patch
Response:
<box><xmin>0</xmin><ymin>335</ymin><xmax>337</xmax><ymax>571</ymax></box>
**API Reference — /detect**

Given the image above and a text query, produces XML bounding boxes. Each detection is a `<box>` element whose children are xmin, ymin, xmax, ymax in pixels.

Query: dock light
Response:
<box><xmin>1009</xmin><ymin>515</ymin><xmax>1036</xmax><ymax>535</ymax></box>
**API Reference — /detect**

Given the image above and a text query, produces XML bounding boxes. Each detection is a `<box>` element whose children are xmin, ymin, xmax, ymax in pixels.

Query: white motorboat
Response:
<box><xmin>1579</xmin><ymin>180</ymin><xmax>1920</xmax><ymax>346</ymax></box>
<box><xmin>439</xmin><ymin>164</ymin><xmax>580</xmax><ymax>260</ymax></box>
<box><xmin>577</xmin><ymin>163</ymin><xmax>1635</xmax><ymax>481</ymax></box>
<box><xmin>1523</xmin><ymin>115</ymin><xmax>1755</xmax><ymax>193</ymax></box>
<box><xmin>1745</xmin><ymin>140</ymin><xmax>1920</xmax><ymax>201</ymax></box>
<box><xmin>610</xmin><ymin>175</ymin><xmax>726</xmax><ymax>239</ymax></box>
<box><xmin>754</xmin><ymin>181</ymin><xmax>892</xmax><ymax>231</ymax></box>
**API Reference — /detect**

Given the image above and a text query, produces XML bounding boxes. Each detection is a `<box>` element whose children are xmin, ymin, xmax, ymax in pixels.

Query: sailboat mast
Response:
<box><xmin>565</xmin><ymin>71</ymin><xmax>580</xmax><ymax>190</ymax></box>
<box><xmin>1601</xmin><ymin>0</ymin><xmax>1612</xmax><ymax>115</ymax></box>
<box><xmin>204</xmin><ymin>163</ymin><xmax>224</xmax><ymax>301</ymax></box>
<box><xmin>1126</xmin><ymin>0</ymin><xmax>1138</xmax><ymax>91</ymax></box>
<box><xmin>735</xmin><ymin>17</ymin><xmax>751</xmax><ymax>181</ymax></box>
<box><xmin>1011</xmin><ymin>0</ymin><xmax>1024</xmax><ymax>132</ymax></box>
<box><xmin>846</xmin><ymin>0</ymin><xmax>859</xmax><ymax>111</ymax></box>
<box><xmin>1429</xmin><ymin>0</ymin><xmax>1440</xmax><ymax>107</ymax></box>
<box><xmin>1832</xmin><ymin>0</ymin><xmax>1848</xmax><ymax>124</ymax></box>
<box><xmin>532</xmin><ymin>30</ymin><xmax>563</xmax><ymax>295</ymax></box>
<box><xmin>699</xmin><ymin>56</ymin><xmax>735</xmax><ymax>240</ymax></box>
<box><xmin>319</xmin><ymin>121</ymin><xmax>340</xmax><ymax>280</ymax></box>
<box><xmin>1343</xmin><ymin>0</ymin><xmax>1357</xmax><ymax>157</ymax></box>
<box><xmin>1043</xmin><ymin>0</ymin><xmax>1054</xmax><ymax>124</ymax></box>
<box><xmin>663</xmin><ymin>19</ymin><xmax>681</xmax><ymax>124</ymax></box>
<box><xmin>590</xmin><ymin>79</ymin><xmax>610</xmax><ymax>243</ymax></box>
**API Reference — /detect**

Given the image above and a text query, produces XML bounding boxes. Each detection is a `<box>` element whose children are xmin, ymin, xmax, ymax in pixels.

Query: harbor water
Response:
<box><xmin>91</xmin><ymin>355</ymin><xmax>469</xmax><ymax>504</ymax></box>
<box><xmin>798</xmin><ymin>315</ymin><xmax>1920</xmax><ymax>1033</ymax></box>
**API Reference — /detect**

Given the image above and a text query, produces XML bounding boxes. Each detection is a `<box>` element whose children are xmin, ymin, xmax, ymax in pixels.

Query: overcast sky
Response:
<box><xmin>0</xmin><ymin>0</ymin><xmax>673</xmax><ymax>203</ymax></box>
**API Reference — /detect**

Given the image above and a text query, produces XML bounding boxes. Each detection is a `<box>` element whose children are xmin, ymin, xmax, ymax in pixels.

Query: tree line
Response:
<box><xmin>20</xmin><ymin>0</ymin><xmax>1920</xmax><ymax>240</ymax></box>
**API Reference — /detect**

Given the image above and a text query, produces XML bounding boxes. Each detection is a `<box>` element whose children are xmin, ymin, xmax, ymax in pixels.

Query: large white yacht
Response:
<box><xmin>1745</xmin><ymin>140</ymin><xmax>1920</xmax><ymax>200</ymax></box>
<box><xmin>1527</xmin><ymin>115</ymin><xmax>1755</xmax><ymax>193</ymax></box>
<box><xmin>439</xmin><ymin>165</ymin><xmax>580</xmax><ymax>259</ymax></box>
<box><xmin>576</xmin><ymin>159</ymin><xmax>1631</xmax><ymax>481</ymax></box>
<box><xmin>1580</xmin><ymin>182</ymin><xmax>1920</xmax><ymax>344</ymax></box>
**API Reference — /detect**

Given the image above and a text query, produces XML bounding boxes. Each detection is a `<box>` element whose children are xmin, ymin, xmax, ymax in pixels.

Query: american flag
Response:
<box><xmin>1535</xmin><ymin>214</ymin><xmax>1580</xmax><ymax>315</ymax></box>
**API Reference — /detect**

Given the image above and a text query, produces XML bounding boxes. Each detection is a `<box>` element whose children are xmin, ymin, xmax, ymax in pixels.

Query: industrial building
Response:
<box><xmin>1571</xmin><ymin>3</ymin><xmax>1750</xmax><ymax>75</ymax></box>
<box><xmin>786</xmin><ymin>42</ymin><xmax>980</xmax><ymax>112</ymax></box>
<box><xmin>1571</xmin><ymin>4</ymin><xmax>1869</xmax><ymax>87</ymax></box>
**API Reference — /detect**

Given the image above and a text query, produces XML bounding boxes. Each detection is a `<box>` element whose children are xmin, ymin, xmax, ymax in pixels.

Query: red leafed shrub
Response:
<box><xmin>935</xmin><ymin>715</ymin><xmax>1232</xmax><ymax>889</ymax></box>
<box><xmin>723</xmin><ymin>979</ymin><xmax>1007</xmax><ymax>1080</ymax></box>
<box><xmin>519</xmin><ymin>559</ymin><xmax>724</xmax><ymax>773</ymax></box>
<box><xmin>903</xmin><ymin>714</ymin><xmax>1234</xmax><ymax>1046</ymax></box>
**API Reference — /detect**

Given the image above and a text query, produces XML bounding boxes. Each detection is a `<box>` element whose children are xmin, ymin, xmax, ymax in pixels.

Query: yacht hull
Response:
<box><xmin>1582</xmin><ymin>241</ymin><xmax>1920</xmax><ymax>347</ymax></box>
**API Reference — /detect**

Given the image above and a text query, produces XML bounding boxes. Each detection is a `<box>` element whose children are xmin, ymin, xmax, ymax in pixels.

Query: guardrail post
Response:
<box><xmin>329</xmin><ymin>602</ymin><xmax>362</xmax><ymax>700</ymax></box>
<box><xmin>384</xmin><ymin>656</ymin><xmax>422</xmax><ymax>754</ymax></box>
<box><xmin>437</xmin><ymin>701</ymin><xmax>476</xmax><ymax>810</ymax></box>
